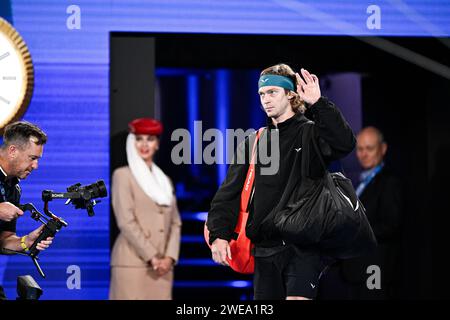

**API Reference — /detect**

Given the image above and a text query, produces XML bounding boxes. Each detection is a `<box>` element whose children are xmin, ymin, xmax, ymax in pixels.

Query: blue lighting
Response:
<box><xmin>181</xmin><ymin>235</ymin><xmax>206</xmax><ymax>243</ymax></box>
<box><xmin>181</xmin><ymin>211</ymin><xmax>208</xmax><ymax>221</ymax></box>
<box><xmin>188</xmin><ymin>75</ymin><xmax>200</xmax><ymax>177</ymax></box>
<box><xmin>215</xmin><ymin>70</ymin><xmax>229</xmax><ymax>186</ymax></box>
<box><xmin>178</xmin><ymin>259</ymin><xmax>216</xmax><ymax>266</ymax></box>
<box><xmin>250</xmin><ymin>70</ymin><xmax>266</xmax><ymax>129</ymax></box>
<box><xmin>195</xmin><ymin>211</ymin><xmax>208</xmax><ymax>221</ymax></box>
<box><xmin>230</xmin><ymin>281</ymin><xmax>252</xmax><ymax>288</ymax></box>
<box><xmin>174</xmin><ymin>280</ymin><xmax>252</xmax><ymax>288</ymax></box>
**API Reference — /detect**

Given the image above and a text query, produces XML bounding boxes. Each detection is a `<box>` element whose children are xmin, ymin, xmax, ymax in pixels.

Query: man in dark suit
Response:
<box><xmin>340</xmin><ymin>126</ymin><xmax>403</xmax><ymax>299</ymax></box>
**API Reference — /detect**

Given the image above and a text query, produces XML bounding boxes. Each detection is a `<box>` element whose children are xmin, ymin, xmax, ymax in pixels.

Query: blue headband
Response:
<box><xmin>258</xmin><ymin>74</ymin><xmax>295</xmax><ymax>91</ymax></box>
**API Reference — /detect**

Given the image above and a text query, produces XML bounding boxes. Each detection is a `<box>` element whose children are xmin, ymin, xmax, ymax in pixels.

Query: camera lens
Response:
<box><xmin>94</xmin><ymin>180</ymin><xmax>108</xmax><ymax>198</ymax></box>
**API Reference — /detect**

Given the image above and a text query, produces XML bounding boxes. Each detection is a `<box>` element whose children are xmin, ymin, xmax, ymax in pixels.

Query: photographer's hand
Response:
<box><xmin>26</xmin><ymin>225</ymin><xmax>54</xmax><ymax>251</ymax></box>
<box><xmin>0</xmin><ymin>202</ymin><xmax>23</xmax><ymax>222</ymax></box>
<box><xmin>0</xmin><ymin>225</ymin><xmax>53</xmax><ymax>254</ymax></box>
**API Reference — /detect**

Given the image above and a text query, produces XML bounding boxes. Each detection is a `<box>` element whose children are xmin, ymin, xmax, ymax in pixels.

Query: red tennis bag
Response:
<box><xmin>204</xmin><ymin>128</ymin><xmax>263</xmax><ymax>274</ymax></box>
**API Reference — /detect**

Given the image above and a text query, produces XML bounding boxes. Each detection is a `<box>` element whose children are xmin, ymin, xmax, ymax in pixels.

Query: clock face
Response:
<box><xmin>0</xmin><ymin>18</ymin><xmax>34</xmax><ymax>132</ymax></box>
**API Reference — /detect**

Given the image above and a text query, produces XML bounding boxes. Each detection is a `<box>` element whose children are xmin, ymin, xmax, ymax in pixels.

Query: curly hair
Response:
<box><xmin>260</xmin><ymin>63</ymin><xmax>306</xmax><ymax>114</ymax></box>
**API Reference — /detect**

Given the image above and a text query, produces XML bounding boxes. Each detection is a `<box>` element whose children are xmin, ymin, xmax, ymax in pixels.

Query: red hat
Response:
<box><xmin>128</xmin><ymin>118</ymin><xmax>163</xmax><ymax>135</ymax></box>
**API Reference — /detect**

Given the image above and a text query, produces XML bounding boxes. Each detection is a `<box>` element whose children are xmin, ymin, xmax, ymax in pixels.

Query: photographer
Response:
<box><xmin>0</xmin><ymin>121</ymin><xmax>53</xmax><ymax>300</ymax></box>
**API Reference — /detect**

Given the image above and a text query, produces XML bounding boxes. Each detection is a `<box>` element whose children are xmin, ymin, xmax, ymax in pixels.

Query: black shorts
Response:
<box><xmin>253</xmin><ymin>245</ymin><xmax>331</xmax><ymax>300</ymax></box>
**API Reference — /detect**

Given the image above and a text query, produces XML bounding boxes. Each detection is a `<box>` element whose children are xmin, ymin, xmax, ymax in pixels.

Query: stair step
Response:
<box><xmin>175</xmin><ymin>264</ymin><xmax>253</xmax><ymax>281</ymax></box>
<box><xmin>179</xmin><ymin>238</ymin><xmax>211</xmax><ymax>258</ymax></box>
<box><xmin>174</xmin><ymin>280</ymin><xmax>252</xmax><ymax>288</ymax></box>
<box><xmin>181</xmin><ymin>211</ymin><xmax>207</xmax><ymax>222</ymax></box>
<box><xmin>173</xmin><ymin>287</ymin><xmax>253</xmax><ymax>301</ymax></box>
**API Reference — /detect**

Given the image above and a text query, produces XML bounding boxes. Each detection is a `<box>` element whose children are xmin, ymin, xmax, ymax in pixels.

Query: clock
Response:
<box><xmin>0</xmin><ymin>17</ymin><xmax>34</xmax><ymax>132</ymax></box>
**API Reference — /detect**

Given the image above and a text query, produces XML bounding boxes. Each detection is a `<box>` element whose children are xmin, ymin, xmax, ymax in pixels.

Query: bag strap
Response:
<box><xmin>309</xmin><ymin>125</ymin><xmax>329</xmax><ymax>173</ymax></box>
<box><xmin>300</xmin><ymin>121</ymin><xmax>330</xmax><ymax>178</ymax></box>
<box><xmin>240</xmin><ymin>128</ymin><xmax>264</xmax><ymax>212</ymax></box>
<box><xmin>307</xmin><ymin>125</ymin><xmax>346</xmax><ymax>202</ymax></box>
<box><xmin>308</xmin><ymin>126</ymin><xmax>352</xmax><ymax>179</ymax></box>
<box><xmin>300</xmin><ymin>121</ymin><xmax>313</xmax><ymax>178</ymax></box>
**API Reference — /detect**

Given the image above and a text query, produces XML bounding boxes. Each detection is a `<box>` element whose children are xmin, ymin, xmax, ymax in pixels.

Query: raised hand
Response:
<box><xmin>295</xmin><ymin>68</ymin><xmax>321</xmax><ymax>106</ymax></box>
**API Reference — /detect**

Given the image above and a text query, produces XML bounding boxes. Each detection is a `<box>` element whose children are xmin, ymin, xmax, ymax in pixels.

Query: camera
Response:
<box><xmin>42</xmin><ymin>180</ymin><xmax>107</xmax><ymax>216</ymax></box>
<box><xmin>17</xmin><ymin>180</ymin><xmax>108</xmax><ymax>278</ymax></box>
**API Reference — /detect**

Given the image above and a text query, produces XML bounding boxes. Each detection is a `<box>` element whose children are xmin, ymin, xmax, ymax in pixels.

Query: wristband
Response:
<box><xmin>20</xmin><ymin>235</ymin><xmax>29</xmax><ymax>252</ymax></box>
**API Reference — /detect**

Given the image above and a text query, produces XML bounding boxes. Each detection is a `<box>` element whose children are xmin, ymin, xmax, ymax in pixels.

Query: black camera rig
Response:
<box><xmin>16</xmin><ymin>180</ymin><xmax>107</xmax><ymax>278</ymax></box>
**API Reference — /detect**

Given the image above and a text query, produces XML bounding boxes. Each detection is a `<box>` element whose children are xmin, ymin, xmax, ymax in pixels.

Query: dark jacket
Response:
<box><xmin>0</xmin><ymin>166</ymin><xmax>22</xmax><ymax>300</ymax></box>
<box><xmin>341</xmin><ymin>167</ymin><xmax>403</xmax><ymax>284</ymax></box>
<box><xmin>0</xmin><ymin>167</ymin><xmax>21</xmax><ymax>233</ymax></box>
<box><xmin>207</xmin><ymin>97</ymin><xmax>356</xmax><ymax>247</ymax></box>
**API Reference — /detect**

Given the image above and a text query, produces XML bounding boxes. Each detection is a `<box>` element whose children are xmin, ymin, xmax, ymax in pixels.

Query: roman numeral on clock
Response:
<box><xmin>0</xmin><ymin>96</ymin><xmax>10</xmax><ymax>104</ymax></box>
<box><xmin>0</xmin><ymin>52</ymin><xmax>10</xmax><ymax>60</ymax></box>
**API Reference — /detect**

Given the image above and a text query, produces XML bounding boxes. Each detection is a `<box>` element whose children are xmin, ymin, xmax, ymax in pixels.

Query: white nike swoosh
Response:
<box><xmin>261</xmin><ymin>78</ymin><xmax>269</xmax><ymax>82</ymax></box>
<box><xmin>310</xmin><ymin>283</ymin><xmax>316</xmax><ymax>289</ymax></box>
<box><xmin>295</xmin><ymin>147</ymin><xmax>302</xmax><ymax>152</ymax></box>
<box><xmin>336</xmin><ymin>187</ymin><xmax>359</xmax><ymax>211</ymax></box>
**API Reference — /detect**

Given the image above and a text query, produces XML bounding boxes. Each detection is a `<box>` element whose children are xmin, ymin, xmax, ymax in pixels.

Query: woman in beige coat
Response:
<box><xmin>109</xmin><ymin>118</ymin><xmax>182</xmax><ymax>300</ymax></box>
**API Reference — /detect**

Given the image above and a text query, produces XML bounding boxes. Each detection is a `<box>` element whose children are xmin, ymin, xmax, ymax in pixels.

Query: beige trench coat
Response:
<box><xmin>109</xmin><ymin>166</ymin><xmax>182</xmax><ymax>300</ymax></box>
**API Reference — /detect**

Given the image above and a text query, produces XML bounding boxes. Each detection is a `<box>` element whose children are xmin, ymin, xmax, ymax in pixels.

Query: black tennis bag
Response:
<box><xmin>273</xmin><ymin>122</ymin><xmax>377</xmax><ymax>259</ymax></box>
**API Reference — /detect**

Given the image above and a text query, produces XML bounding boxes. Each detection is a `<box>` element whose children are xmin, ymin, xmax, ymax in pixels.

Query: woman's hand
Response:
<box><xmin>156</xmin><ymin>257</ymin><xmax>174</xmax><ymax>276</ymax></box>
<box><xmin>149</xmin><ymin>256</ymin><xmax>174</xmax><ymax>276</ymax></box>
